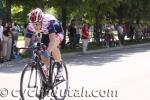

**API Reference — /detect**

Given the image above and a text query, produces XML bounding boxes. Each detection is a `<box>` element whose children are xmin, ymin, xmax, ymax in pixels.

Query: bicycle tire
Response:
<box><xmin>51</xmin><ymin>62</ymin><xmax>69</xmax><ymax>100</ymax></box>
<box><xmin>20</xmin><ymin>62</ymin><xmax>43</xmax><ymax>100</ymax></box>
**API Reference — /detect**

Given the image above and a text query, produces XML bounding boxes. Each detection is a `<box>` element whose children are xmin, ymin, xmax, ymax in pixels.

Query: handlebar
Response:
<box><xmin>16</xmin><ymin>47</ymin><xmax>39</xmax><ymax>50</ymax></box>
<box><xmin>16</xmin><ymin>43</ymin><xmax>47</xmax><ymax>50</ymax></box>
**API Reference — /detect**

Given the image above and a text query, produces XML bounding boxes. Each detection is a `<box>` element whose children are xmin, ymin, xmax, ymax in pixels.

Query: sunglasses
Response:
<box><xmin>33</xmin><ymin>22</ymin><xmax>41</xmax><ymax>26</ymax></box>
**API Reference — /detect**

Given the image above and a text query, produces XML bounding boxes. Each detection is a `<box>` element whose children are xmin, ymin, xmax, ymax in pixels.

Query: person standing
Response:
<box><xmin>75</xmin><ymin>20</ymin><xmax>81</xmax><ymax>47</ymax></box>
<box><xmin>2</xmin><ymin>23</ymin><xmax>10</xmax><ymax>61</ymax></box>
<box><xmin>117</xmin><ymin>23</ymin><xmax>124</xmax><ymax>46</ymax></box>
<box><xmin>3</xmin><ymin>23</ymin><xmax>12</xmax><ymax>61</ymax></box>
<box><xmin>6</xmin><ymin>23</ymin><xmax>13</xmax><ymax>61</ymax></box>
<box><xmin>68</xmin><ymin>19</ymin><xmax>77</xmax><ymax>48</ymax></box>
<box><xmin>81</xmin><ymin>23</ymin><xmax>89</xmax><ymax>53</ymax></box>
<box><xmin>12</xmin><ymin>22</ymin><xmax>20</xmax><ymax>45</ymax></box>
<box><xmin>0</xmin><ymin>19</ymin><xmax>4</xmax><ymax>63</ymax></box>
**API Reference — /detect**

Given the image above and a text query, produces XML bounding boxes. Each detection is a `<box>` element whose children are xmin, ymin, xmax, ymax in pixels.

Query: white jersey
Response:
<box><xmin>42</xmin><ymin>14</ymin><xmax>58</xmax><ymax>34</ymax></box>
<box><xmin>26</xmin><ymin>23</ymin><xmax>36</xmax><ymax>33</ymax></box>
<box><xmin>27</xmin><ymin>14</ymin><xmax>62</xmax><ymax>35</ymax></box>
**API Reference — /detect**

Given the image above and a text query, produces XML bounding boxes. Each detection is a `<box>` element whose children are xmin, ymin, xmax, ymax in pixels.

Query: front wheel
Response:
<box><xmin>51</xmin><ymin>63</ymin><xmax>69</xmax><ymax>100</ymax></box>
<box><xmin>20</xmin><ymin>62</ymin><xmax>42</xmax><ymax>100</ymax></box>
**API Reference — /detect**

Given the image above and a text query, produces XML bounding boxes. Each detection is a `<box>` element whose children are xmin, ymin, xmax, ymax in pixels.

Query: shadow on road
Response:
<box><xmin>64</xmin><ymin>46</ymin><xmax>150</xmax><ymax>67</ymax></box>
<box><xmin>0</xmin><ymin>46</ymin><xmax>150</xmax><ymax>73</ymax></box>
<box><xmin>0</xmin><ymin>59</ymin><xmax>28</xmax><ymax>73</ymax></box>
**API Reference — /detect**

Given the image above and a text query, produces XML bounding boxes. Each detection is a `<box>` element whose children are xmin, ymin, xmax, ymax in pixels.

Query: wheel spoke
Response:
<box><xmin>52</xmin><ymin>63</ymin><xmax>69</xmax><ymax>100</ymax></box>
<box><xmin>20</xmin><ymin>63</ymin><xmax>42</xmax><ymax>100</ymax></box>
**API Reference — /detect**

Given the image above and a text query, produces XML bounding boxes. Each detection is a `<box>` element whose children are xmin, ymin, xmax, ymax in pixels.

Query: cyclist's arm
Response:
<box><xmin>20</xmin><ymin>24</ymin><xmax>35</xmax><ymax>54</ymax></box>
<box><xmin>46</xmin><ymin>20</ymin><xmax>58</xmax><ymax>52</ymax></box>
<box><xmin>48</xmin><ymin>32</ymin><xmax>56</xmax><ymax>52</ymax></box>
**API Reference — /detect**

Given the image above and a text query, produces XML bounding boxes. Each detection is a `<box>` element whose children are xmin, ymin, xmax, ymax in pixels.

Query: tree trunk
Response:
<box><xmin>94</xmin><ymin>8</ymin><xmax>101</xmax><ymax>45</ymax></box>
<box><xmin>61</xmin><ymin>7</ymin><xmax>67</xmax><ymax>48</ymax></box>
<box><xmin>116</xmin><ymin>4</ymin><xmax>123</xmax><ymax>24</ymax></box>
<box><xmin>4</xmin><ymin>0</ymin><xmax>12</xmax><ymax>23</ymax></box>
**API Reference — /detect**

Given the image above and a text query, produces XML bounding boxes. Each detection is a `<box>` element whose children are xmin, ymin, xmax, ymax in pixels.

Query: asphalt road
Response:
<box><xmin>0</xmin><ymin>45</ymin><xmax>150</xmax><ymax>100</ymax></box>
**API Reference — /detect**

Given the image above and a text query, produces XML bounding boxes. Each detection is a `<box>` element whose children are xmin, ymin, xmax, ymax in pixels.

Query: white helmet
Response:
<box><xmin>28</xmin><ymin>8</ymin><xmax>43</xmax><ymax>23</ymax></box>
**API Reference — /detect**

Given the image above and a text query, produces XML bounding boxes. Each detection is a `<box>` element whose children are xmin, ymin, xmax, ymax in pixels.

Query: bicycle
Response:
<box><xmin>19</xmin><ymin>43</ymin><xmax>69</xmax><ymax>100</ymax></box>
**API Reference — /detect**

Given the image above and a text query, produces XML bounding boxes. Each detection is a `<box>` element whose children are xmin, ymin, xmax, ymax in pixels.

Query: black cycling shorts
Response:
<box><xmin>25</xmin><ymin>32</ymin><xmax>33</xmax><ymax>38</ymax></box>
<box><xmin>41</xmin><ymin>34</ymin><xmax>49</xmax><ymax>47</ymax></box>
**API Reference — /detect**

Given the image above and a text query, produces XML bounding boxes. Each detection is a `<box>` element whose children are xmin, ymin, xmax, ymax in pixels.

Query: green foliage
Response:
<box><xmin>118</xmin><ymin>0</ymin><xmax>150</xmax><ymax>22</ymax></box>
<box><xmin>45</xmin><ymin>7</ymin><xmax>58</xmax><ymax>18</ymax></box>
<box><xmin>9</xmin><ymin>0</ymin><xmax>150</xmax><ymax>26</ymax></box>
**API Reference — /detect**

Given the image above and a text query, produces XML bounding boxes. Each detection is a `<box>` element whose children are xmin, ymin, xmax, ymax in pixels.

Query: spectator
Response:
<box><xmin>108</xmin><ymin>22</ymin><xmax>115</xmax><ymax>47</ymax></box>
<box><xmin>12</xmin><ymin>22</ymin><xmax>20</xmax><ymax>45</ymax></box>
<box><xmin>68</xmin><ymin>19</ymin><xmax>77</xmax><ymax>48</ymax></box>
<box><xmin>143</xmin><ymin>24</ymin><xmax>148</xmax><ymax>39</ymax></box>
<box><xmin>81</xmin><ymin>23</ymin><xmax>89</xmax><ymax>53</ymax></box>
<box><xmin>128</xmin><ymin>24</ymin><xmax>134</xmax><ymax>41</ymax></box>
<box><xmin>135</xmin><ymin>23</ymin><xmax>143</xmax><ymax>42</ymax></box>
<box><xmin>0</xmin><ymin>19</ymin><xmax>4</xmax><ymax>63</ymax></box>
<box><xmin>123</xmin><ymin>23</ymin><xmax>128</xmax><ymax>36</ymax></box>
<box><xmin>104</xmin><ymin>22</ymin><xmax>115</xmax><ymax>47</ymax></box>
<box><xmin>117</xmin><ymin>23</ymin><xmax>124</xmax><ymax>46</ymax></box>
<box><xmin>6</xmin><ymin>23</ymin><xmax>13</xmax><ymax>61</ymax></box>
<box><xmin>75</xmin><ymin>20</ymin><xmax>81</xmax><ymax>47</ymax></box>
<box><xmin>23</xmin><ymin>23</ymin><xmax>28</xmax><ymax>36</ymax></box>
<box><xmin>2</xmin><ymin>23</ymin><xmax>12</xmax><ymax>61</ymax></box>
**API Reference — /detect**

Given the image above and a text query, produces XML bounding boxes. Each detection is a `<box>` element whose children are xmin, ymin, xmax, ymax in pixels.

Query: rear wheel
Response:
<box><xmin>51</xmin><ymin>63</ymin><xmax>69</xmax><ymax>100</ymax></box>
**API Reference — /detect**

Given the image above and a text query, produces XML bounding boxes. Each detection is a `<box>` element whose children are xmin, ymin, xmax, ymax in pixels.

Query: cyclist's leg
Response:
<box><xmin>40</xmin><ymin>54</ymin><xmax>49</xmax><ymax>80</ymax></box>
<box><xmin>40</xmin><ymin>33</ymin><xmax>63</xmax><ymax>80</ymax></box>
<box><xmin>52</xmin><ymin>47</ymin><xmax>62</xmax><ymax>62</ymax></box>
<box><xmin>48</xmin><ymin>33</ymin><xmax>64</xmax><ymax>79</ymax></box>
<box><xmin>47</xmin><ymin>20</ymin><xmax>64</xmax><ymax>63</ymax></box>
<box><xmin>47</xmin><ymin>20</ymin><xmax>64</xmax><ymax>78</ymax></box>
<box><xmin>41</xmin><ymin>34</ymin><xmax>50</xmax><ymax>66</ymax></box>
<box><xmin>41</xmin><ymin>55</ymin><xmax>49</xmax><ymax>66</ymax></box>
<box><xmin>49</xmin><ymin>33</ymin><xmax>63</xmax><ymax>63</ymax></box>
<box><xmin>40</xmin><ymin>34</ymin><xmax>51</xmax><ymax>80</ymax></box>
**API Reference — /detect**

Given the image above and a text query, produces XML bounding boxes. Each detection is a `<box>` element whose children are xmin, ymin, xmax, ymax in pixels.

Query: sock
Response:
<box><xmin>56</xmin><ymin>62</ymin><xmax>62</xmax><ymax>68</ymax></box>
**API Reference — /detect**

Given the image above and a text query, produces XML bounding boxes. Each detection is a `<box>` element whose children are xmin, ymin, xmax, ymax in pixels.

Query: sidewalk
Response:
<box><xmin>16</xmin><ymin>39</ymin><xmax>150</xmax><ymax>58</ymax></box>
<box><xmin>62</xmin><ymin>42</ymin><xmax>150</xmax><ymax>57</ymax></box>
<box><xmin>5</xmin><ymin>42</ymin><xmax>150</xmax><ymax>67</ymax></box>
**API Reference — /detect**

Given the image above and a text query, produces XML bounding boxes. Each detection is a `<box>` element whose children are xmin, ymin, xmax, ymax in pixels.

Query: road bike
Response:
<box><xmin>19</xmin><ymin>43</ymin><xmax>69</xmax><ymax>100</ymax></box>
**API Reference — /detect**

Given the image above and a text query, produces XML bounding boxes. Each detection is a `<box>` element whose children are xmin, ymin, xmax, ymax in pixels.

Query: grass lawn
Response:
<box><xmin>17</xmin><ymin>34</ymin><xmax>150</xmax><ymax>57</ymax></box>
<box><xmin>124</xmin><ymin>38</ymin><xmax>150</xmax><ymax>45</ymax></box>
<box><xmin>18</xmin><ymin>34</ymin><xmax>24</xmax><ymax>41</ymax></box>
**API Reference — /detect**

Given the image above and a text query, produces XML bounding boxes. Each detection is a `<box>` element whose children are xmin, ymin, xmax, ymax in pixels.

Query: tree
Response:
<box><xmin>115</xmin><ymin>0</ymin><xmax>150</xmax><ymax>23</ymax></box>
<box><xmin>47</xmin><ymin>0</ymin><xmax>82</xmax><ymax>48</ymax></box>
<box><xmin>1</xmin><ymin>0</ymin><xmax>12</xmax><ymax>23</ymax></box>
<box><xmin>12</xmin><ymin>0</ymin><xmax>47</xmax><ymax>22</ymax></box>
<box><xmin>81</xmin><ymin>0</ymin><xmax>122</xmax><ymax>44</ymax></box>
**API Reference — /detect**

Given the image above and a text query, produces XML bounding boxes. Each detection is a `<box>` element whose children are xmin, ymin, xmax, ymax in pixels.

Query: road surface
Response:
<box><xmin>0</xmin><ymin>45</ymin><xmax>150</xmax><ymax>100</ymax></box>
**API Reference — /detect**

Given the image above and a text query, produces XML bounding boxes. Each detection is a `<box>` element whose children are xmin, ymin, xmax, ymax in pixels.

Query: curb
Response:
<box><xmin>4</xmin><ymin>42</ymin><xmax>150</xmax><ymax>66</ymax></box>
<box><xmin>62</xmin><ymin>43</ymin><xmax>150</xmax><ymax>57</ymax></box>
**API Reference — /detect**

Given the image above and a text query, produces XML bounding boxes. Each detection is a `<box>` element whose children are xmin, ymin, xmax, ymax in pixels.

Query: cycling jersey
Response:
<box><xmin>25</xmin><ymin>23</ymin><xmax>35</xmax><ymax>38</ymax></box>
<box><xmin>27</xmin><ymin>14</ymin><xmax>64</xmax><ymax>42</ymax></box>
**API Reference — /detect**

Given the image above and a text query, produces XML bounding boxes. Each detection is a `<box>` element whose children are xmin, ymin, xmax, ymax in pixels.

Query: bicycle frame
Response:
<box><xmin>32</xmin><ymin>48</ymin><xmax>54</xmax><ymax>89</ymax></box>
<box><xmin>18</xmin><ymin>46</ymin><xmax>53</xmax><ymax>88</ymax></box>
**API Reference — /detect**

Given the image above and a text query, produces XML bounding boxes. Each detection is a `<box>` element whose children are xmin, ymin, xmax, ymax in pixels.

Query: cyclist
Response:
<box><xmin>27</xmin><ymin>8</ymin><xmax>64</xmax><ymax>80</ymax></box>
